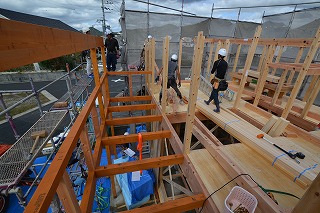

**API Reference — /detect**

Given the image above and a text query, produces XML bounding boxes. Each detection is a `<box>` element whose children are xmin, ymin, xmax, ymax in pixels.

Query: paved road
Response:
<box><xmin>0</xmin><ymin>74</ymin><xmax>146</xmax><ymax>144</ymax></box>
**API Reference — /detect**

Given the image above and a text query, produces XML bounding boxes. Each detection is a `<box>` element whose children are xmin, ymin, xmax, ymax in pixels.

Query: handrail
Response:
<box><xmin>25</xmin><ymin>71</ymin><xmax>108</xmax><ymax>212</ymax></box>
<box><xmin>0</xmin><ymin>63</ymin><xmax>84</xmax><ymax>117</ymax></box>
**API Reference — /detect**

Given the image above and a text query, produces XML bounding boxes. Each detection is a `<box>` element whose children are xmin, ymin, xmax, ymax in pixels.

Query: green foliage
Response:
<box><xmin>6</xmin><ymin>64</ymin><xmax>34</xmax><ymax>72</ymax></box>
<box><xmin>40</xmin><ymin>53</ymin><xmax>81</xmax><ymax>71</ymax></box>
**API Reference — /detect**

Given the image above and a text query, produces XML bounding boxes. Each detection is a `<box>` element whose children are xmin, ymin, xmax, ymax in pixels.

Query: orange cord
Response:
<box><xmin>137</xmin><ymin>133</ymin><xmax>143</xmax><ymax>175</ymax></box>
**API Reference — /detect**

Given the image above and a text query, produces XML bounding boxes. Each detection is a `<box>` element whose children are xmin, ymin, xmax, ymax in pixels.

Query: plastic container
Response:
<box><xmin>224</xmin><ymin>186</ymin><xmax>258</xmax><ymax>213</ymax></box>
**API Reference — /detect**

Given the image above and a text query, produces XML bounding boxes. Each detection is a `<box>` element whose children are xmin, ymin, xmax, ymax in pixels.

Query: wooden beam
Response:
<box><xmin>105</xmin><ymin>115</ymin><xmax>162</xmax><ymax>126</ymax></box>
<box><xmin>122</xmin><ymin>194</ymin><xmax>205</xmax><ymax>213</ymax></box>
<box><xmin>194</xmin><ymin>117</ymin><xmax>223</xmax><ymax>146</ymax></box>
<box><xmin>206</xmin><ymin>42</ymin><xmax>214</xmax><ymax>80</ymax></box>
<box><xmin>161</xmin><ymin>36</ymin><xmax>170</xmax><ymax>113</ymax></box>
<box><xmin>293</xmin><ymin>172</ymin><xmax>320</xmax><ymax>213</ymax></box>
<box><xmin>95</xmin><ymin>154</ymin><xmax>184</xmax><ymax>177</ymax></box>
<box><xmin>303</xmin><ymin>75</ymin><xmax>318</xmax><ymax>102</ymax></box>
<box><xmin>300</xmin><ymin>76</ymin><xmax>320</xmax><ymax>118</ymax></box>
<box><xmin>253</xmin><ymin>45</ymin><xmax>276</xmax><ymax>106</ymax></box>
<box><xmin>271</xmin><ymin>69</ymin><xmax>289</xmax><ymax>106</ymax></box>
<box><xmin>229</xmin><ymin>108</ymin><xmax>264</xmax><ymax>130</ymax></box>
<box><xmin>256</xmin><ymin>45</ymin><xmax>267</xmax><ymax>74</ymax></box>
<box><xmin>282</xmin><ymin>27</ymin><xmax>320</xmax><ymax>119</ymax></box>
<box><xmin>102</xmin><ymin>130</ymin><xmax>171</xmax><ymax>145</ymax></box>
<box><xmin>80</xmin><ymin>171</ymin><xmax>96</xmax><ymax>213</ymax></box>
<box><xmin>184</xmin><ymin>31</ymin><xmax>205</xmax><ymax>154</ymax></box>
<box><xmin>79</xmin><ymin>126</ymin><xmax>94</xmax><ymax>171</ymax></box>
<box><xmin>162</xmin><ymin>177</ymin><xmax>194</xmax><ymax>196</ymax></box>
<box><xmin>57</xmin><ymin>171</ymin><xmax>81</xmax><ymax>213</ymax></box>
<box><xmin>106</xmin><ymin>71</ymin><xmax>152</xmax><ymax>75</ymax></box>
<box><xmin>258</xmin><ymin>100</ymin><xmax>317</xmax><ymax>131</ymax></box>
<box><xmin>288</xmin><ymin>47</ymin><xmax>304</xmax><ymax>84</ymax></box>
<box><xmin>109</xmin><ymin>95</ymin><xmax>152</xmax><ymax>102</ymax></box>
<box><xmin>151</xmin><ymin>38</ymin><xmax>156</xmax><ymax>93</ymax></box>
<box><xmin>234</xmin><ymin>26</ymin><xmax>262</xmax><ymax>109</ymax></box>
<box><xmin>0</xmin><ymin>19</ymin><xmax>103</xmax><ymax>71</ymax></box>
<box><xmin>261</xmin><ymin>115</ymin><xmax>278</xmax><ymax>133</ymax></box>
<box><xmin>205</xmin><ymin>37</ymin><xmax>313</xmax><ymax>47</ymax></box>
<box><xmin>108</xmin><ymin>103</ymin><xmax>156</xmax><ymax>112</ymax></box>
<box><xmin>214</xmin><ymin>40</ymin><xmax>222</xmax><ymax>61</ymax></box>
<box><xmin>270</xmin><ymin>46</ymin><xmax>284</xmax><ymax>75</ymax></box>
<box><xmin>232</xmin><ymin>44</ymin><xmax>242</xmax><ymax>73</ymax></box>
<box><xmin>191</xmin><ymin>125</ymin><xmax>281</xmax><ymax>212</ymax></box>
<box><xmin>91</xmin><ymin>49</ymin><xmax>105</xmax><ymax>122</ymax></box>
<box><xmin>178</xmin><ymin>39</ymin><xmax>183</xmax><ymax>77</ymax></box>
<box><xmin>268</xmin><ymin>117</ymin><xmax>289</xmax><ymax>137</ymax></box>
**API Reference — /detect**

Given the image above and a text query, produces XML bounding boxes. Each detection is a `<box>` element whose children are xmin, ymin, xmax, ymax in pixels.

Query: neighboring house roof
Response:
<box><xmin>89</xmin><ymin>27</ymin><xmax>104</xmax><ymax>37</ymax></box>
<box><xmin>0</xmin><ymin>8</ymin><xmax>79</xmax><ymax>32</ymax></box>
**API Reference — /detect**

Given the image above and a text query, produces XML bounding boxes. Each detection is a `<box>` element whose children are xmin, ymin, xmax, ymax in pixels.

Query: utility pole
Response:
<box><xmin>101</xmin><ymin>0</ymin><xmax>106</xmax><ymax>35</ymax></box>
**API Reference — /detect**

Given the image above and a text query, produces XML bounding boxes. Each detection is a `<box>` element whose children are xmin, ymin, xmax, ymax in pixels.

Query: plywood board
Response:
<box><xmin>220</xmin><ymin>143</ymin><xmax>305</xmax><ymax>209</ymax></box>
<box><xmin>188</xmin><ymin>149</ymin><xmax>236</xmax><ymax>212</ymax></box>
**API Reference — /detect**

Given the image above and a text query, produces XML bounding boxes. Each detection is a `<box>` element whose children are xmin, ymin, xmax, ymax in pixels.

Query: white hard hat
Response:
<box><xmin>218</xmin><ymin>48</ymin><xmax>227</xmax><ymax>57</ymax></box>
<box><xmin>147</xmin><ymin>35</ymin><xmax>152</xmax><ymax>39</ymax></box>
<box><xmin>171</xmin><ymin>54</ymin><xmax>178</xmax><ymax>61</ymax></box>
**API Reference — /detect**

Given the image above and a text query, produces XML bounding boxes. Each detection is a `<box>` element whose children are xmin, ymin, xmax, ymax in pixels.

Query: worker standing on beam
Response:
<box><xmin>158</xmin><ymin>54</ymin><xmax>185</xmax><ymax>105</ymax></box>
<box><xmin>105</xmin><ymin>32</ymin><xmax>119</xmax><ymax>71</ymax></box>
<box><xmin>82</xmin><ymin>27</ymin><xmax>93</xmax><ymax>77</ymax></box>
<box><xmin>204</xmin><ymin>48</ymin><xmax>228</xmax><ymax>113</ymax></box>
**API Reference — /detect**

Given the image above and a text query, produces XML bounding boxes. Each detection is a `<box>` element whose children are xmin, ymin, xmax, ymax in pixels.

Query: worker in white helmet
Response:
<box><xmin>81</xmin><ymin>27</ymin><xmax>93</xmax><ymax>77</ymax></box>
<box><xmin>158</xmin><ymin>54</ymin><xmax>185</xmax><ymax>105</ymax></box>
<box><xmin>204</xmin><ymin>48</ymin><xmax>228</xmax><ymax>113</ymax></box>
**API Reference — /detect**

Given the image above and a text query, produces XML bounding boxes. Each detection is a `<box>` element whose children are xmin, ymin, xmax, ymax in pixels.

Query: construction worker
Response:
<box><xmin>138</xmin><ymin>35</ymin><xmax>153</xmax><ymax>71</ymax></box>
<box><xmin>158</xmin><ymin>54</ymin><xmax>184</xmax><ymax>105</ymax></box>
<box><xmin>204</xmin><ymin>48</ymin><xmax>228</xmax><ymax>113</ymax></box>
<box><xmin>81</xmin><ymin>27</ymin><xmax>93</xmax><ymax>78</ymax></box>
<box><xmin>105</xmin><ymin>33</ymin><xmax>119</xmax><ymax>71</ymax></box>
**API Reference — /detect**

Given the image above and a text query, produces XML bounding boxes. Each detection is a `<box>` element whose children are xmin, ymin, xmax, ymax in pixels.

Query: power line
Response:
<box><xmin>132</xmin><ymin>0</ymin><xmax>196</xmax><ymax>16</ymax></box>
<box><xmin>213</xmin><ymin>1</ymin><xmax>320</xmax><ymax>10</ymax></box>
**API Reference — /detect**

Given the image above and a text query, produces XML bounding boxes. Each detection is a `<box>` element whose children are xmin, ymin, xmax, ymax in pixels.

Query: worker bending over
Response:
<box><xmin>204</xmin><ymin>48</ymin><xmax>228</xmax><ymax>113</ymax></box>
<box><xmin>158</xmin><ymin>54</ymin><xmax>184</xmax><ymax>105</ymax></box>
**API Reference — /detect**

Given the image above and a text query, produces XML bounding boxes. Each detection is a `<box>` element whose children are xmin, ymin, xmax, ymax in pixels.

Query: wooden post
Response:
<box><xmin>233</xmin><ymin>26</ymin><xmax>262</xmax><ymax>109</ymax></box>
<box><xmin>183</xmin><ymin>31</ymin><xmax>205</xmax><ymax>154</ymax></box>
<box><xmin>91</xmin><ymin>48</ymin><xmax>105</xmax><ymax>122</ymax></box>
<box><xmin>253</xmin><ymin>45</ymin><xmax>276</xmax><ymax>106</ymax></box>
<box><xmin>224</xmin><ymin>39</ymin><xmax>231</xmax><ymax>60</ymax></box>
<box><xmin>303</xmin><ymin>75</ymin><xmax>318</xmax><ymax>102</ymax></box>
<box><xmin>256</xmin><ymin>45</ymin><xmax>267</xmax><ymax>74</ymax></box>
<box><xmin>281</xmin><ymin>27</ymin><xmax>320</xmax><ymax>119</ymax></box>
<box><xmin>145</xmin><ymin>41</ymin><xmax>150</xmax><ymax>88</ymax></box>
<box><xmin>79</xmin><ymin>126</ymin><xmax>95</xmax><ymax>171</ymax></box>
<box><xmin>206</xmin><ymin>42</ymin><xmax>214</xmax><ymax>80</ymax></box>
<box><xmin>270</xmin><ymin>46</ymin><xmax>284</xmax><ymax>75</ymax></box>
<box><xmin>178</xmin><ymin>38</ymin><xmax>183</xmax><ymax>76</ymax></box>
<box><xmin>151</xmin><ymin>38</ymin><xmax>156</xmax><ymax>93</ymax></box>
<box><xmin>232</xmin><ymin>44</ymin><xmax>242</xmax><ymax>73</ymax></box>
<box><xmin>300</xmin><ymin>76</ymin><xmax>320</xmax><ymax>119</ymax></box>
<box><xmin>270</xmin><ymin>69</ymin><xmax>289</xmax><ymax>106</ymax></box>
<box><xmin>292</xmin><ymin>173</ymin><xmax>320</xmax><ymax>213</ymax></box>
<box><xmin>288</xmin><ymin>47</ymin><xmax>304</xmax><ymax>84</ymax></box>
<box><xmin>161</xmin><ymin>36</ymin><xmax>170</xmax><ymax>113</ymax></box>
<box><xmin>213</xmin><ymin>40</ymin><xmax>221</xmax><ymax>61</ymax></box>
<box><xmin>57</xmin><ymin>171</ymin><xmax>81</xmax><ymax>213</ymax></box>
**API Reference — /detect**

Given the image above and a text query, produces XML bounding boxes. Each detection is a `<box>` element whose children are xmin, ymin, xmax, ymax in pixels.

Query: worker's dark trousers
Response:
<box><xmin>107</xmin><ymin>53</ymin><xmax>117</xmax><ymax>71</ymax></box>
<box><xmin>159</xmin><ymin>77</ymin><xmax>182</xmax><ymax>102</ymax></box>
<box><xmin>208</xmin><ymin>88</ymin><xmax>220</xmax><ymax>111</ymax></box>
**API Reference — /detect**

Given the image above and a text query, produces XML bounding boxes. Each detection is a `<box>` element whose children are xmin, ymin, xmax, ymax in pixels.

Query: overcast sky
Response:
<box><xmin>0</xmin><ymin>0</ymin><xmax>319</xmax><ymax>33</ymax></box>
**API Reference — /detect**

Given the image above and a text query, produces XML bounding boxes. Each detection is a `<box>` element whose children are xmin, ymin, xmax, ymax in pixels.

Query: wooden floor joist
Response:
<box><xmin>121</xmin><ymin>194</ymin><xmax>206</xmax><ymax>213</ymax></box>
<box><xmin>95</xmin><ymin>154</ymin><xmax>184</xmax><ymax>177</ymax></box>
<box><xmin>105</xmin><ymin>115</ymin><xmax>162</xmax><ymax>126</ymax></box>
<box><xmin>107</xmin><ymin>103</ymin><xmax>157</xmax><ymax>112</ymax></box>
<box><xmin>109</xmin><ymin>95</ymin><xmax>152</xmax><ymax>102</ymax></box>
<box><xmin>102</xmin><ymin>130</ymin><xmax>172</xmax><ymax>145</ymax></box>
